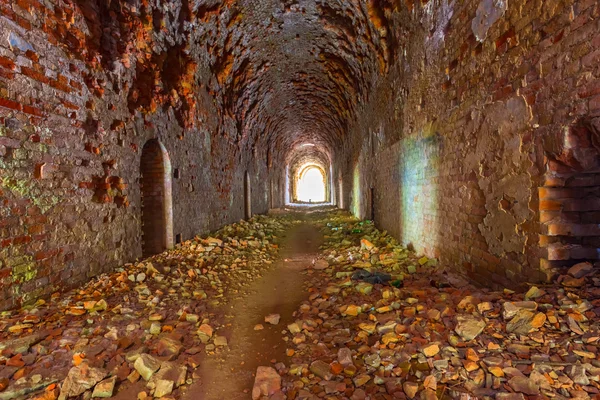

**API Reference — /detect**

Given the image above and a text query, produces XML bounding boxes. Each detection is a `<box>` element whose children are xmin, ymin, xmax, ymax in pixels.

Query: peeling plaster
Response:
<box><xmin>471</xmin><ymin>0</ymin><xmax>508</xmax><ymax>42</ymax></box>
<box><xmin>466</xmin><ymin>96</ymin><xmax>533</xmax><ymax>256</ymax></box>
<box><xmin>423</xmin><ymin>0</ymin><xmax>454</xmax><ymax>60</ymax></box>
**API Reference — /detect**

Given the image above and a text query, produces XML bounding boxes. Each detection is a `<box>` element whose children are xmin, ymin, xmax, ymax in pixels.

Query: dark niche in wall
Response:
<box><xmin>540</xmin><ymin>117</ymin><xmax>600</xmax><ymax>277</ymax></box>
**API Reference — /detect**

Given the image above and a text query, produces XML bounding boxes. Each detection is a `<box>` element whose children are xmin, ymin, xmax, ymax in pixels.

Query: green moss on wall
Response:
<box><xmin>1</xmin><ymin>177</ymin><xmax>60</xmax><ymax>213</ymax></box>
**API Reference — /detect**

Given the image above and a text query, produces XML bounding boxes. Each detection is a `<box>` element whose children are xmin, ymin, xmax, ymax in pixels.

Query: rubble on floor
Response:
<box><xmin>272</xmin><ymin>212</ymin><xmax>600</xmax><ymax>400</ymax></box>
<box><xmin>2</xmin><ymin>210</ymin><xmax>600</xmax><ymax>399</ymax></box>
<box><xmin>0</xmin><ymin>215</ymin><xmax>298</xmax><ymax>399</ymax></box>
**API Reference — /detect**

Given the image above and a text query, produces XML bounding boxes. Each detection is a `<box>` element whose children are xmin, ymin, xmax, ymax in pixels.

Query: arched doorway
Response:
<box><xmin>338</xmin><ymin>177</ymin><xmax>344</xmax><ymax>209</ymax></box>
<box><xmin>244</xmin><ymin>171</ymin><xmax>252</xmax><ymax>219</ymax></box>
<box><xmin>370</xmin><ymin>187</ymin><xmax>375</xmax><ymax>222</ymax></box>
<box><xmin>269</xmin><ymin>177</ymin><xmax>275</xmax><ymax>209</ymax></box>
<box><xmin>140</xmin><ymin>139</ymin><xmax>174</xmax><ymax>257</ymax></box>
<box><xmin>296</xmin><ymin>166</ymin><xmax>326</xmax><ymax>203</ymax></box>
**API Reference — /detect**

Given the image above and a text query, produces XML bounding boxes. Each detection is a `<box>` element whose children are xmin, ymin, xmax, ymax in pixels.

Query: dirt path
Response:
<box><xmin>183</xmin><ymin>223</ymin><xmax>323</xmax><ymax>399</ymax></box>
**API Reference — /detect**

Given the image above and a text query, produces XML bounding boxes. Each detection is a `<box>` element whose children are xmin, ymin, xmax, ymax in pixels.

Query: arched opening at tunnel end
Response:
<box><xmin>284</xmin><ymin>144</ymin><xmax>333</xmax><ymax>206</ymax></box>
<box><xmin>295</xmin><ymin>165</ymin><xmax>327</xmax><ymax>203</ymax></box>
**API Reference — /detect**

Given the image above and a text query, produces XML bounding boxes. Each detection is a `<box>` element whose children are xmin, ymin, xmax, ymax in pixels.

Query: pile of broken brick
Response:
<box><xmin>253</xmin><ymin>212</ymin><xmax>600</xmax><ymax>400</ymax></box>
<box><xmin>1</xmin><ymin>210</ymin><xmax>599</xmax><ymax>400</ymax></box>
<box><xmin>0</xmin><ymin>214</ymin><xmax>298</xmax><ymax>399</ymax></box>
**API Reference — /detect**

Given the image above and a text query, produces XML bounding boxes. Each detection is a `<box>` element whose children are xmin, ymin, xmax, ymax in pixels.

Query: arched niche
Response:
<box><xmin>140</xmin><ymin>139</ymin><xmax>174</xmax><ymax>257</ymax></box>
<box><xmin>244</xmin><ymin>170</ymin><xmax>252</xmax><ymax>219</ymax></box>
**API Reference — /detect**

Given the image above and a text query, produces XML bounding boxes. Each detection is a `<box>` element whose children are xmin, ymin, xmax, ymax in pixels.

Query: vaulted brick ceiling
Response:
<box><xmin>226</xmin><ymin>0</ymin><xmax>397</xmax><ymax>154</ymax></box>
<box><xmin>69</xmin><ymin>0</ymin><xmax>400</xmax><ymax>159</ymax></box>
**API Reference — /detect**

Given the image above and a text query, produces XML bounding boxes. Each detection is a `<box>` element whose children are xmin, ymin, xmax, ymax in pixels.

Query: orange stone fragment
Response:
<box><xmin>83</xmin><ymin>301</ymin><xmax>96</xmax><ymax>310</ymax></box>
<box><xmin>7</xmin><ymin>354</ymin><xmax>25</xmax><ymax>368</ymax></box>
<box><xmin>465</xmin><ymin>348</ymin><xmax>479</xmax><ymax>362</ymax></box>
<box><xmin>73</xmin><ymin>353</ymin><xmax>85</xmax><ymax>366</ymax></box>
<box><xmin>331</xmin><ymin>362</ymin><xmax>344</xmax><ymax>375</ymax></box>
<box><xmin>487</xmin><ymin>342</ymin><xmax>500</xmax><ymax>350</ymax></box>
<box><xmin>12</xmin><ymin>367</ymin><xmax>27</xmax><ymax>380</ymax></box>
<box><xmin>463</xmin><ymin>360</ymin><xmax>479</xmax><ymax>372</ymax></box>
<box><xmin>531</xmin><ymin>312</ymin><xmax>547</xmax><ymax>329</ymax></box>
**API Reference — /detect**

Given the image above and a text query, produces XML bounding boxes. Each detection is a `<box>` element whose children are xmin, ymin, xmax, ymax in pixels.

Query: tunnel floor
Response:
<box><xmin>0</xmin><ymin>210</ymin><xmax>599</xmax><ymax>400</ymax></box>
<box><xmin>187</xmin><ymin>223</ymin><xmax>323</xmax><ymax>400</ymax></box>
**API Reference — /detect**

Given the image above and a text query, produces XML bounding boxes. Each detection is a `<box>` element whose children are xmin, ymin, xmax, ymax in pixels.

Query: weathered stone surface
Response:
<box><xmin>287</xmin><ymin>322</ymin><xmax>301</xmax><ymax>334</ymax></box>
<box><xmin>422</xmin><ymin>344</ymin><xmax>439</xmax><ymax>357</ymax></box>
<box><xmin>150</xmin><ymin>362</ymin><xmax>186</xmax><ymax>390</ymax></box>
<box><xmin>506</xmin><ymin>310</ymin><xmax>546</xmax><ymax>335</ymax></box>
<box><xmin>508</xmin><ymin>376</ymin><xmax>539</xmax><ymax>395</ymax></box>
<box><xmin>155</xmin><ymin>336</ymin><xmax>183</xmax><ymax>360</ymax></box>
<box><xmin>252</xmin><ymin>367</ymin><xmax>281</xmax><ymax>400</ymax></box>
<box><xmin>355</xmin><ymin>282</ymin><xmax>373</xmax><ymax>295</ymax></box>
<box><xmin>568</xmin><ymin>262</ymin><xmax>594</xmax><ymax>279</ymax></box>
<box><xmin>455</xmin><ymin>315</ymin><xmax>486</xmax><ymax>341</ymax></box>
<box><xmin>134</xmin><ymin>354</ymin><xmax>161</xmax><ymax>381</ymax></box>
<box><xmin>264</xmin><ymin>314</ymin><xmax>281</xmax><ymax>325</ymax></box>
<box><xmin>153</xmin><ymin>379</ymin><xmax>174</xmax><ymax>398</ymax></box>
<box><xmin>310</xmin><ymin>361</ymin><xmax>332</xmax><ymax>380</ymax></box>
<box><xmin>59</xmin><ymin>364</ymin><xmax>107</xmax><ymax>399</ymax></box>
<box><xmin>502</xmin><ymin>301</ymin><xmax>538</xmax><ymax>320</ymax></box>
<box><xmin>0</xmin><ymin>332</ymin><xmax>47</xmax><ymax>354</ymax></box>
<box><xmin>337</xmin><ymin>348</ymin><xmax>353</xmax><ymax>367</ymax></box>
<box><xmin>198</xmin><ymin>324</ymin><xmax>214</xmax><ymax>343</ymax></box>
<box><xmin>568</xmin><ymin>364</ymin><xmax>590</xmax><ymax>386</ymax></box>
<box><xmin>524</xmin><ymin>286</ymin><xmax>544</xmax><ymax>300</ymax></box>
<box><xmin>403</xmin><ymin>381</ymin><xmax>419</xmax><ymax>399</ymax></box>
<box><xmin>91</xmin><ymin>376</ymin><xmax>116</xmax><ymax>398</ymax></box>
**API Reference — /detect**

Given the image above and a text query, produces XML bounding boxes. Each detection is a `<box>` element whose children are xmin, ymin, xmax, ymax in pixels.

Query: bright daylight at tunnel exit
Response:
<box><xmin>0</xmin><ymin>0</ymin><xmax>599</xmax><ymax>399</ymax></box>
<box><xmin>295</xmin><ymin>166</ymin><xmax>326</xmax><ymax>203</ymax></box>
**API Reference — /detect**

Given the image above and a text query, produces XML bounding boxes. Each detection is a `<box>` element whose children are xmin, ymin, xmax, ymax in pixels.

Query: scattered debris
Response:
<box><xmin>276</xmin><ymin>212</ymin><xmax>600</xmax><ymax>399</ymax></box>
<box><xmin>264</xmin><ymin>314</ymin><xmax>281</xmax><ymax>325</ymax></box>
<box><xmin>313</xmin><ymin>259</ymin><xmax>329</xmax><ymax>270</ymax></box>
<box><xmin>252</xmin><ymin>366</ymin><xmax>281</xmax><ymax>399</ymax></box>
<box><xmin>0</xmin><ymin>214</ymin><xmax>296</xmax><ymax>399</ymax></box>
<box><xmin>2</xmin><ymin>211</ymin><xmax>599</xmax><ymax>399</ymax></box>
<box><xmin>351</xmin><ymin>269</ymin><xmax>391</xmax><ymax>284</ymax></box>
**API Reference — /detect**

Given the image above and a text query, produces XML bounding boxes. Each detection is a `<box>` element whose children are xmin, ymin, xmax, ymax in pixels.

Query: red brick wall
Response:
<box><xmin>342</xmin><ymin>0</ymin><xmax>600</xmax><ymax>289</ymax></box>
<box><xmin>0</xmin><ymin>0</ymin><xmax>274</xmax><ymax>309</ymax></box>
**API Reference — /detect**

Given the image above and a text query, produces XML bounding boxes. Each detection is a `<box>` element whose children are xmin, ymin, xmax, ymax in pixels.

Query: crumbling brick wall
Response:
<box><xmin>342</xmin><ymin>0</ymin><xmax>600</xmax><ymax>289</ymax></box>
<box><xmin>0</xmin><ymin>0</ymin><xmax>274</xmax><ymax>309</ymax></box>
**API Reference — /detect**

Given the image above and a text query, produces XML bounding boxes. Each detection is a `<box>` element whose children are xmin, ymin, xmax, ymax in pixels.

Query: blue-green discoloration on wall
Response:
<box><xmin>400</xmin><ymin>133</ymin><xmax>443</xmax><ymax>255</ymax></box>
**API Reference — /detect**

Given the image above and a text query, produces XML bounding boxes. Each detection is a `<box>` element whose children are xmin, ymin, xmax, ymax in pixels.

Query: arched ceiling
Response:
<box><xmin>68</xmin><ymin>0</ymin><xmax>405</xmax><ymax>162</ymax></box>
<box><xmin>222</xmin><ymin>0</ymin><xmax>400</xmax><ymax>157</ymax></box>
<box><xmin>286</xmin><ymin>144</ymin><xmax>331</xmax><ymax>173</ymax></box>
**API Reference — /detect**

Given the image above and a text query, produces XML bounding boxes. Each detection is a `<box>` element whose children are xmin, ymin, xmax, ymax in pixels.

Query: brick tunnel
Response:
<box><xmin>1</xmin><ymin>0</ymin><xmax>600</xmax><ymax>399</ymax></box>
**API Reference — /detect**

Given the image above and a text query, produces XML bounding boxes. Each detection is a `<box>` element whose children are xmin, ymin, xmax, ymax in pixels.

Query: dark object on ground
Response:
<box><xmin>430</xmin><ymin>279</ymin><xmax>451</xmax><ymax>288</ymax></box>
<box><xmin>352</xmin><ymin>269</ymin><xmax>392</xmax><ymax>284</ymax></box>
<box><xmin>390</xmin><ymin>279</ymin><xmax>403</xmax><ymax>288</ymax></box>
